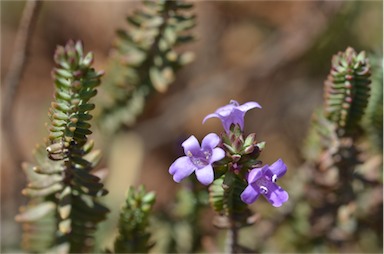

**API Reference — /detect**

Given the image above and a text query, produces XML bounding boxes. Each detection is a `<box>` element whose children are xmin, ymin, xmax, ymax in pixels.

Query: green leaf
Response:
<box><xmin>15</xmin><ymin>202</ymin><xmax>56</xmax><ymax>222</ymax></box>
<box><xmin>18</xmin><ymin>40</ymin><xmax>108</xmax><ymax>253</ymax></box>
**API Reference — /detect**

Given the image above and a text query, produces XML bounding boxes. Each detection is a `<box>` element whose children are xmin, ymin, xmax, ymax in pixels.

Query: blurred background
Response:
<box><xmin>1</xmin><ymin>0</ymin><xmax>382</xmax><ymax>252</ymax></box>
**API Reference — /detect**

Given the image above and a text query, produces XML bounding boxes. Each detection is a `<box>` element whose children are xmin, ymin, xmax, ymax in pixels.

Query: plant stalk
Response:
<box><xmin>226</xmin><ymin>220</ymin><xmax>239</xmax><ymax>254</ymax></box>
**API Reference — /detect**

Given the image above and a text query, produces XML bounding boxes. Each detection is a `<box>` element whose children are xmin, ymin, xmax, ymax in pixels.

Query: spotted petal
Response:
<box><xmin>261</xmin><ymin>181</ymin><xmax>289</xmax><ymax>207</ymax></box>
<box><xmin>266</xmin><ymin>159</ymin><xmax>287</xmax><ymax>181</ymax></box>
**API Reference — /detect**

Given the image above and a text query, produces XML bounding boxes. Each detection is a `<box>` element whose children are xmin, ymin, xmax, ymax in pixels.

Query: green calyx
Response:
<box><xmin>223</xmin><ymin>125</ymin><xmax>258</xmax><ymax>155</ymax></box>
<box><xmin>220</xmin><ymin>125</ymin><xmax>262</xmax><ymax>175</ymax></box>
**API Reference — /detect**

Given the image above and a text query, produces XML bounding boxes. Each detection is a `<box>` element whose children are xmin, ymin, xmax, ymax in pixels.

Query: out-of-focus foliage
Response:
<box><xmin>152</xmin><ymin>181</ymin><xmax>208</xmax><ymax>253</ymax></box>
<box><xmin>97</xmin><ymin>0</ymin><xmax>195</xmax><ymax>135</ymax></box>
<box><xmin>17</xmin><ymin>40</ymin><xmax>109</xmax><ymax>253</ymax></box>
<box><xmin>113</xmin><ymin>186</ymin><xmax>156</xmax><ymax>253</ymax></box>
<box><xmin>363</xmin><ymin>53</ymin><xmax>383</xmax><ymax>151</ymax></box>
<box><xmin>15</xmin><ymin>145</ymin><xmax>58</xmax><ymax>252</ymax></box>
<box><xmin>272</xmin><ymin>47</ymin><xmax>383</xmax><ymax>253</ymax></box>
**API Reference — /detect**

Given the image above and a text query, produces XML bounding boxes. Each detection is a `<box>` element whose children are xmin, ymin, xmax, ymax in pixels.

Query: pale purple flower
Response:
<box><xmin>169</xmin><ymin>133</ymin><xmax>225</xmax><ymax>185</ymax></box>
<box><xmin>203</xmin><ymin>100</ymin><xmax>261</xmax><ymax>133</ymax></box>
<box><xmin>240</xmin><ymin>159</ymin><xmax>289</xmax><ymax>207</ymax></box>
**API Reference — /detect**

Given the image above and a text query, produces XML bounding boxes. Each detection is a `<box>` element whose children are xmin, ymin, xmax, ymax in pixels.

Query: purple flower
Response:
<box><xmin>203</xmin><ymin>100</ymin><xmax>261</xmax><ymax>133</ymax></box>
<box><xmin>169</xmin><ymin>133</ymin><xmax>225</xmax><ymax>185</ymax></box>
<box><xmin>240</xmin><ymin>159</ymin><xmax>289</xmax><ymax>207</ymax></box>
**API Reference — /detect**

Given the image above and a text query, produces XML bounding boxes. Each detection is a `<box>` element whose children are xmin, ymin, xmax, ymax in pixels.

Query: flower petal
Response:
<box><xmin>237</xmin><ymin>101</ymin><xmax>262</xmax><ymax>112</ymax></box>
<box><xmin>229</xmin><ymin>109</ymin><xmax>246</xmax><ymax>130</ymax></box>
<box><xmin>229</xmin><ymin>100</ymin><xmax>240</xmax><ymax>106</ymax></box>
<box><xmin>203</xmin><ymin>100</ymin><xmax>262</xmax><ymax>133</ymax></box>
<box><xmin>267</xmin><ymin>159</ymin><xmax>287</xmax><ymax>180</ymax></box>
<box><xmin>195</xmin><ymin>164</ymin><xmax>214</xmax><ymax>185</ymax></box>
<box><xmin>182</xmin><ymin>135</ymin><xmax>201</xmax><ymax>156</ymax></box>
<box><xmin>247</xmin><ymin>166</ymin><xmax>267</xmax><ymax>184</ymax></box>
<box><xmin>210</xmin><ymin>147</ymin><xmax>225</xmax><ymax>163</ymax></box>
<box><xmin>202</xmin><ymin>133</ymin><xmax>221</xmax><ymax>150</ymax></box>
<box><xmin>261</xmin><ymin>182</ymin><xmax>289</xmax><ymax>207</ymax></box>
<box><xmin>202</xmin><ymin>113</ymin><xmax>220</xmax><ymax>124</ymax></box>
<box><xmin>169</xmin><ymin>156</ymin><xmax>196</xmax><ymax>183</ymax></box>
<box><xmin>216</xmin><ymin>105</ymin><xmax>234</xmax><ymax>117</ymax></box>
<box><xmin>240</xmin><ymin>185</ymin><xmax>260</xmax><ymax>204</ymax></box>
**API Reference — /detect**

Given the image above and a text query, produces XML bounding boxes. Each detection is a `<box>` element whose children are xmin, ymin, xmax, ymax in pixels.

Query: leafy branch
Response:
<box><xmin>304</xmin><ymin>47</ymin><xmax>373</xmax><ymax>245</ymax></box>
<box><xmin>17</xmin><ymin>40</ymin><xmax>109</xmax><ymax>253</ymax></box>
<box><xmin>98</xmin><ymin>0</ymin><xmax>195</xmax><ymax>134</ymax></box>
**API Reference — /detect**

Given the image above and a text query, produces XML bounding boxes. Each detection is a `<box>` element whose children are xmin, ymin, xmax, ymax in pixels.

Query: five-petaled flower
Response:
<box><xmin>169</xmin><ymin>133</ymin><xmax>225</xmax><ymax>185</ymax></box>
<box><xmin>203</xmin><ymin>100</ymin><xmax>261</xmax><ymax>133</ymax></box>
<box><xmin>240</xmin><ymin>159</ymin><xmax>289</xmax><ymax>207</ymax></box>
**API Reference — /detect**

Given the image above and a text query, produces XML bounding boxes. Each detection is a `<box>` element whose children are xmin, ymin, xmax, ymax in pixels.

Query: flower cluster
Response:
<box><xmin>169</xmin><ymin>100</ymin><xmax>288</xmax><ymax>207</ymax></box>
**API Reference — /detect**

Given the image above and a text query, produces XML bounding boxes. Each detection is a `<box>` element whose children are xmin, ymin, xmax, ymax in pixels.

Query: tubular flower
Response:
<box><xmin>169</xmin><ymin>133</ymin><xmax>225</xmax><ymax>185</ymax></box>
<box><xmin>240</xmin><ymin>159</ymin><xmax>289</xmax><ymax>207</ymax></box>
<box><xmin>203</xmin><ymin>100</ymin><xmax>261</xmax><ymax>133</ymax></box>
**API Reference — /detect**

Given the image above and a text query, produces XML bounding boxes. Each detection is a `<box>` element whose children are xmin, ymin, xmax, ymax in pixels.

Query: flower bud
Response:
<box><xmin>73</xmin><ymin>70</ymin><xmax>83</xmax><ymax>79</ymax></box>
<box><xmin>232</xmin><ymin>124</ymin><xmax>242</xmax><ymax>136</ymax></box>
<box><xmin>243</xmin><ymin>145</ymin><xmax>255</xmax><ymax>154</ymax></box>
<box><xmin>71</xmin><ymin>80</ymin><xmax>82</xmax><ymax>90</ymax></box>
<box><xmin>229</xmin><ymin>132</ymin><xmax>236</xmax><ymax>143</ymax></box>
<box><xmin>233</xmin><ymin>137</ymin><xmax>243</xmax><ymax>152</ymax></box>
<box><xmin>244</xmin><ymin>133</ymin><xmax>256</xmax><ymax>147</ymax></box>
<box><xmin>231</xmin><ymin>154</ymin><xmax>241</xmax><ymax>162</ymax></box>
<box><xmin>82</xmin><ymin>52</ymin><xmax>94</xmax><ymax>68</ymax></box>
<box><xmin>223</xmin><ymin>143</ymin><xmax>237</xmax><ymax>154</ymax></box>
<box><xmin>255</xmin><ymin>141</ymin><xmax>266</xmax><ymax>152</ymax></box>
<box><xmin>46</xmin><ymin>142</ymin><xmax>63</xmax><ymax>154</ymax></box>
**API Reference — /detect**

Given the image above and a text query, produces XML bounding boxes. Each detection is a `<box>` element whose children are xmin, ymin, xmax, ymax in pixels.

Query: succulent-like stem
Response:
<box><xmin>324</xmin><ymin>47</ymin><xmax>371</xmax><ymax>137</ymax></box>
<box><xmin>304</xmin><ymin>47</ymin><xmax>374</xmax><ymax>246</ymax></box>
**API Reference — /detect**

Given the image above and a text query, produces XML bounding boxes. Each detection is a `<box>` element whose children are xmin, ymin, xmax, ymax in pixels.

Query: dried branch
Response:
<box><xmin>2</xmin><ymin>0</ymin><xmax>42</xmax><ymax>163</ymax></box>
